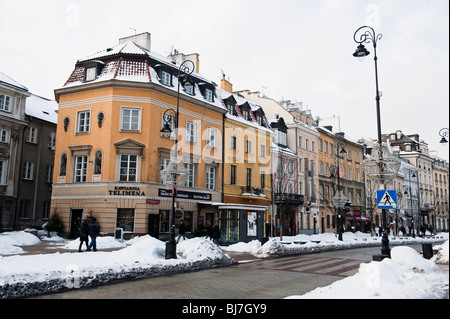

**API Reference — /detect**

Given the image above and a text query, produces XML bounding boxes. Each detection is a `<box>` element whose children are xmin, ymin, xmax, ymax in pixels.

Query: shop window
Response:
<box><xmin>159</xmin><ymin>210</ymin><xmax>170</xmax><ymax>232</ymax></box>
<box><xmin>117</xmin><ymin>208</ymin><xmax>135</xmax><ymax>232</ymax></box>
<box><xmin>219</xmin><ymin>210</ymin><xmax>239</xmax><ymax>244</ymax></box>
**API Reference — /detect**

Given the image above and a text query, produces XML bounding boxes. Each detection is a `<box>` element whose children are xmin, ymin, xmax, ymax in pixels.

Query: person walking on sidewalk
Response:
<box><xmin>212</xmin><ymin>223</ymin><xmax>221</xmax><ymax>245</ymax></box>
<box><xmin>177</xmin><ymin>220</ymin><xmax>187</xmax><ymax>243</ymax></box>
<box><xmin>78</xmin><ymin>219</ymin><xmax>89</xmax><ymax>252</ymax></box>
<box><xmin>87</xmin><ymin>218</ymin><xmax>100</xmax><ymax>252</ymax></box>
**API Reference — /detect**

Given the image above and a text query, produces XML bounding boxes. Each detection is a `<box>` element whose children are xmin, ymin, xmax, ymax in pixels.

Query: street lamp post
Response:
<box><xmin>330</xmin><ymin>144</ymin><xmax>347</xmax><ymax>241</ymax></box>
<box><xmin>439</xmin><ymin>128</ymin><xmax>449</xmax><ymax>145</ymax></box>
<box><xmin>404</xmin><ymin>169</ymin><xmax>417</xmax><ymax>238</ymax></box>
<box><xmin>160</xmin><ymin>60</ymin><xmax>194</xmax><ymax>259</ymax></box>
<box><xmin>353</xmin><ymin>26</ymin><xmax>392</xmax><ymax>259</ymax></box>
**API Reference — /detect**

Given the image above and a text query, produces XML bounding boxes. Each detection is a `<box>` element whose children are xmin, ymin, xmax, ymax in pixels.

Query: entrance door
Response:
<box><xmin>70</xmin><ymin>209</ymin><xmax>83</xmax><ymax>239</ymax></box>
<box><xmin>148</xmin><ymin>214</ymin><xmax>159</xmax><ymax>239</ymax></box>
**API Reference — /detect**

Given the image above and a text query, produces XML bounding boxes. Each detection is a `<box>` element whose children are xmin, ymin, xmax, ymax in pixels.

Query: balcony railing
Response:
<box><xmin>275</xmin><ymin>193</ymin><xmax>304</xmax><ymax>205</ymax></box>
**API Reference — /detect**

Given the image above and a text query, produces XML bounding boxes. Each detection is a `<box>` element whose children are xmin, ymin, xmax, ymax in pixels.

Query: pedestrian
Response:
<box><xmin>176</xmin><ymin>220</ymin><xmax>186</xmax><ymax>243</ymax></box>
<box><xmin>78</xmin><ymin>218</ymin><xmax>89</xmax><ymax>252</ymax></box>
<box><xmin>87</xmin><ymin>218</ymin><xmax>100</xmax><ymax>252</ymax></box>
<box><xmin>205</xmin><ymin>223</ymin><xmax>213</xmax><ymax>240</ymax></box>
<box><xmin>212</xmin><ymin>223</ymin><xmax>221</xmax><ymax>245</ymax></box>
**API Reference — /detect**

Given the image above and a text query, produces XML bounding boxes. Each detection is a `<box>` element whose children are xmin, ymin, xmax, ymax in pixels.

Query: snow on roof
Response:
<box><xmin>25</xmin><ymin>94</ymin><xmax>58</xmax><ymax>124</ymax></box>
<box><xmin>0</xmin><ymin>71</ymin><xmax>28</xmax><ymax>91</ymax></box>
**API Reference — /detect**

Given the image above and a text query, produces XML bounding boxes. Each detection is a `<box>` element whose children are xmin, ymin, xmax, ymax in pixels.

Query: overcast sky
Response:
<box><xmin>1</xmin><ymin>0</ymin><xmax>448</xmax><ymax>161</ymax></box>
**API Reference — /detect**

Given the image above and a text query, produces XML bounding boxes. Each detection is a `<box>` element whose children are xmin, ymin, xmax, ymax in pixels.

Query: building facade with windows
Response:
<box><xmin>1</xmin><ymin>71</ymin><xmax>58</xmax><ymax>231</ymax></box>
<box><xmin>219</xmin><ymin>78</ymin><xmax>273</xmax><ymax>244</ymax></box>
<box><xmin>52</xmin><ymin>33</ymin><xmax>226</xmax><ymax>239</ymax></box>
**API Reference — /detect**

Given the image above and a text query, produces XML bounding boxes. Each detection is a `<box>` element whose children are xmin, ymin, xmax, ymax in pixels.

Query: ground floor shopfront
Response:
<box><xmin>51</xmin><ymin>183</ymin><xmax>222</xmax><ymax>240</ymax></box>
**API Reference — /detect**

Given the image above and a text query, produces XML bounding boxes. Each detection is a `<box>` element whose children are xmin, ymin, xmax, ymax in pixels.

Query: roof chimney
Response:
<box><xmin>168</xmin><ymin>51</ymin><xmax>200</xmax><ymax>73</ymax></box>
<box><xmin>119</xmin><ymin>32</ymin><xmax>151</xmax><ymax>51</ymax></box>
<box><xmin>220</xmin><ymin>72</ymin><xmax>233</xmax><ymax>93</ymax></box>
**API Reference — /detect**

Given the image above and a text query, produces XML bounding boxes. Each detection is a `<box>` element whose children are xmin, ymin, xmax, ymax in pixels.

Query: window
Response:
<box><xmin>347</xmin><ymin>150</ymin><xmax>352</xmax><ymax>161</ymax></box>
<box><xmin>186</xmin><ymin>120</ymin><xmax>197</xmax><ymax>143</ymax></box>
<box><xmin>245</xmin><ymin>140</ymin><xmax>252</xmax><ymax>154</ymax></box>
<box><xmin>356</xmin><ymin>170</ymin><xmax>361</xmax><ymax>182</ymax></box>
<box><xmin>260</xmin><ymin>145</ymin><xmax>266</xmax><ymax>158</ymax></box>
<box><xmin>161</xmin><ymin>71</ymin><xmax>171</xmax><ymax>86</ymax></box>
<box><xmin>184</xmin><ymin>82</ymin><xmax>193</xmax><ymax>94</ymax></box>
<box><xmin>206</xmin><ymin>166</ymin><xmax>215</xmax><ymax>190</ymax></box>
<box><xmin>19</xmin><ymin>200</ymin><xmax>31</xmax><ymax>219</ymax></box>
<box><xmin>77</xmin><ymin>110</ymin><xmax>90</xmax><ymax>133</ymax></box>
<box><xmin>85</xmin><ymin>67</ymin><xmax>97</xmax><ymax>81</ymax></box>
<box><xmin>0</xmin><ymin>160</ymin><xmax>5</xmax><ymax>184</ymax></box>
<box><xmin>348</xmin><ymin>168</ymin><xmax>352</xmax><ymax>180</ymax></box>
<box><xmin>0</xmin><ymin>129</ymin><xmax>9</xmax><ymax>143</ymax></box>
<box><xmin>0</xmin><ymin>94</ymin><xmax>11</xmax><ymax>112</ymax></box>
<box><xmin>159</xmin><ymin>210</ymin><xmax>170</xmax><ymax>232</ymax></box>
<box><xmin>121</xmin><ymin>107</ymin><xmax>141</xmax><ymax>131</ymax></box>
<box><xmin>227</xmin><ymin>103</ymin><xmax>235</xmax><ymax>115</ymax></box>
<box><xmin>242</xmin><ymin>108</ymin><xmax>250</xmax><ymax>121</ymax></box>
<box><xmin>278</xmin><ymin>131</ymin><xmax>287</xmax><ymax>146</ymax></box>
<box><xmin>206</xmin><ymin>127</ymin><xmax>217</xmax><ymax>148</ymax></box>
<box><xmin>311</xmin><ymin>141</ymin><xmax>316</xmax><ymax>152</ymax></box>
<box><xmin>159</xmin><ymin>158</ymin><xmax>170</xmax><ymax>183</ymax></box>
<box><xmin>23</xmin><ymin>162</ymin><xmax>34</xmax><ymax>180</ymax></box>
<box><xmin>260</xmin><ymin>171</ymin><xmax>266</xmax><ymax>189</ymax></box>
<box><xmin>355</xmin><ymin>151</ymin><xmax>360</xmax><ymax>163</ymax></box>
<box><xmin>74</xmin><ymin>156</ymin><xmax>88</xmax><ymax>182</ymax></box>
<box><xmin>117</xmin><ymin>208</ymin><xmax>135</xmax><ymax>232</ymax></box>
<box><xmin>46</xmin><ymin>165</ymin><xmax>53</xmax><ymax>182</ymax></box>
<box><xmin>184</xmin><ymin>163</ymin><xmax>195</xmax><ymax>187</ymax></box>
<box><xmin>324</xmin><ymin>141</ymin><xmax>328</xmax><ymax>153</ymax></box>
<box><xmin>319</xmin><ymin>139</ymin><xmax>323</xmax><ymax>151</ymax></box>
<box><xmin>230</xmin><ymin>165</ymin><xmax>236</xmax><ymax>185</ymax></box>
<box><xmin>48</xmin><ymin>133</ymin><xmax>56</xmax><ymax>149</ymax></box>
<box><xmin>26</xmin><ymin>127</ymin><xmax>38</xmax><ymax>143</ymax></box>
<box><xmin>246</xmin><ymin>168</ymin><xmax>252</xmax><ymax>191</ymax></box>
<box><xmin>120</xmin><ymin>154</ymin><xmax>137</xmax><ymax>182</ymax></box>
<box><xmin>204</xmin><ymin>89</ymin><xmax>213</xmax><ymax>102</ymax></box>
<box><xmin>42</xmin><ymin>201</ymin><xmax>51</xmax><ymax>219</ymax></box>
<box><xmin>230</xmin><ymin>136</ymin><xmax>237</xmax><ymax>150</ymax></box>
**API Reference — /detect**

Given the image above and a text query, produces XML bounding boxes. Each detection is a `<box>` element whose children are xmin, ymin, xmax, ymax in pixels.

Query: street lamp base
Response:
<box><xmin>372</xmin><ymin>254</ymin><xmax>390</xmax><ymax>261</ymax></box>
<box><xmin>165</xmin><ymin>239</ymin><xmax>177</xmax><ymax>259</ymax></box>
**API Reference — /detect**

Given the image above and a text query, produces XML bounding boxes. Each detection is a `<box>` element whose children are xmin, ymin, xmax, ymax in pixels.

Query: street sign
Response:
<box><xmin>377</xmin><ymin>190</ymin><xmax>397</xmax><ymax>209</ymax></box>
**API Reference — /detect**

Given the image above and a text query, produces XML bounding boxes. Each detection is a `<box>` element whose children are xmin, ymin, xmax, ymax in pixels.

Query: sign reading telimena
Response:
<box><xmin>108</xmin><ymin>186</ymin><xmax>145</xmax><ymax>196</ymax></box>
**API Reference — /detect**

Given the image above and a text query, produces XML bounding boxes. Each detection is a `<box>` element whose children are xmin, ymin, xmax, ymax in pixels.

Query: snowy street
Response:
<box><xmin>0</xmin><ymin>230</ymin><xmax>448</xmax><ymax>299</ymax></box>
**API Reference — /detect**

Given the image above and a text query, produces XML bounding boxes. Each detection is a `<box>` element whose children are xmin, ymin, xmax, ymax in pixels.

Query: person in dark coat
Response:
<box><xmin>205</xmin><ymin>223</ymin><xmax>213</xmax><ymax>241</ymax></box>
<box><xmin>177</xmin><ymin>220</ymin><xmax>186</xmax><ymax>243</ymax></box>
<box><xmin>87</xmin><ymin>218</ymin><xmax>100</xmax><ymax>252</ymax></box>
<box><xmin>212</xmin><ymin>223</ymin><xmax>221</xmax><ymax>245</ymax></box>
<box><xmin>78</xmin><ymin>218</ymin><xmax>89</xmax><ymax>252</ymax></box>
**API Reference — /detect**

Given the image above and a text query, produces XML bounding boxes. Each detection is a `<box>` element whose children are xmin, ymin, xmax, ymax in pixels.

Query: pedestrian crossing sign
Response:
<box><xmin>377</xmin><ymin>190</ymin><xmax>397</xmax><ymax>209</ymax></box>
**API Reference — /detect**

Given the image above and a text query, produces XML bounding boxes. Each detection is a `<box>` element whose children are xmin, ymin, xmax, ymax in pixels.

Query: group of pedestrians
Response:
<box><xmin>78</xmin><ymin>218</ymin><xmax>100</xmax><ymax>252</ymax></box>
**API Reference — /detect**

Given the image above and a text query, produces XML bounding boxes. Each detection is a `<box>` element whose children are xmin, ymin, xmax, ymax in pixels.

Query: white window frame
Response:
<box><xmin>204</xmin><ymin>89</ymin><xmax>213</xmax><ymax>102</ymax></box>
<box><xmin>0</xmin><ymin>94</ymin><xmax>11</xmax><ymax>112</ymax></box>
<box><xmin>119</xmin><ymin>154</ymin><xmax>138</xmax><ymax>182</ymax></box>
<box><xmin>161</xmin><ymin>71</ymin><xmax>171</xmax><ymax>86</ymax></box>
<box><xmin>23</xmin><ymin>161</ymin><xmax>34</xmax><ymax>180</ymax></box>
<box><xmin>260</xmin><ymin>145</ymin><xmax>266</xmax><ymax>158</ymax></box>
<box><xmin>245</xmin><ymin>140</ymin><xmax>252</xmax><ymax>154</ymax></box>
<box><xmin>184</xmin><ymin>82</ymin><xmax>193</xmax><ymax>94</ymax></box>
<box><xmin>85</xmin><ymin>67</ymin><xmax>97</xmax><ymax>82</ymax></box>
<box><xmin>0</xmin><ymin>160</ymin><xmax>6</xmax><ymax>185</ymax></box>
<box><xmin>120</xmin><ymin>107</ymin><xmax>141</xmax><ymax>132</ymax></box>
<box><xmin>278</xmin><ymin>131</ymin><xmax>287</xmax><ymax>146</ymax></box>
<box><xmin>206</xmin><ymin>166</ymin><xmax>215</xmax><ymax>190</ymax></box>
<box><xmin>184</xmin><ymin>163</ymin><xmax>195</xmax><ymax>187</ymax></box>
<box><xmin>76</xmin><ymin>110</ymin><xmax>91</xmax><ymax>134</ymax></box>
<box><xmin>186</xmin><ymin>120</ymin><xmax>197</xmax><ymax>143</ymax></box>
<box><xmin>74</xmin><ymin>156</ymin><xmax>88</xmax><ymax>182</ymax></box>
<box><xmin>0</xmin><ymin>129</ymin><xmax>9</xmax><ymax>143</ymax></box>
<box><xmin>206</xmin><ymin>127</ymin><xmax>217</xmax><ymax>148</ymax></box>
<box><xmin>26</xmin><ymin>127</ymin><xmax>38</xmax><ymax>144</ymax></box>
<box><xmin>48</xmin><ymin>132</ymin><xmax>56</xmax><ymax>149</ymax></box>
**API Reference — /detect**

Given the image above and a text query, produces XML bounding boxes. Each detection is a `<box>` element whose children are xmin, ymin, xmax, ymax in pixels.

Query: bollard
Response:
<box><xmin>422</xmin><ymin>243</ymin><xmax>433</xmax><ymax>259</ymax></box>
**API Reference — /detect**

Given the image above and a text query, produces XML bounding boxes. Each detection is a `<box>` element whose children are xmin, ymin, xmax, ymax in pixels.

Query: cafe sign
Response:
<box><xmin>108</xmin><ymin>186</ymin><xmax>145</xmax><ymax>196</ymax></box>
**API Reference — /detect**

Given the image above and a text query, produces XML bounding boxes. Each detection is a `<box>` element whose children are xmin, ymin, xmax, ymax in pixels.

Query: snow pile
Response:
<box><xmin>223</xmin><ymin>240</ymin><xmax>261</xmax><ymax>253</ymax></box>
<box><xmin>63</xmin><ymin>236</ymin><xmax>127</xmax><ymax>250</ymax></box>
<box><xmin>286</xmin><ymin>246</ymin><xmax>449</xmax><ymax>299</ymax></box>
<box><xmin>433</xmin><ymin>240</ymin><xmax>449</xmax><ymax>264</ymax></box>
<box><xmin>0</xmin><ymin>231</ymin><xmax>41</xmax><ymax>255</ymax></box>
<box><xmin>0</xmin><ymin>234</ymin><xmax>235</xmax><ymax>298</ymax></box>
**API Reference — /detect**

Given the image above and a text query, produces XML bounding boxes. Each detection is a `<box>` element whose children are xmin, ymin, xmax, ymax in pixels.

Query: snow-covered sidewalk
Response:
<box><xmin>0</xmin><ymin>230</ymin><xmax>448</xmax><ymax>299</ymax></box>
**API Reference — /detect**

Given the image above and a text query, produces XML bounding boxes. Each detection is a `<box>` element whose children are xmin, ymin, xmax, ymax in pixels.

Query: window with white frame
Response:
<box><xmin>186</xmin><ymin>120</ymin><xmax>197</xmax><ymax>143</ymax></box>
<box><xmin>184</xmin><ymin>163</ymin><xmax>195</xmax><ymax>187</ymax></box>
<box><xmin>355</xmin><ymin>151</ymin><xmax>360</xmax><ymax>163</ymax></box>
<box><xmin>206</xmin><ymin>127</ymin><xmax>217</xmax><ymax>148</ymax></box>
<box><xmin>245</xmin><ymin>140</ymin><xmax>252</xmax><ymax>154</ymax></box>
<box><xmin>85</xmin><ymin>67</ymin><xmax>97</xmax><ymax>82</ymax></box>
<box><xmin>121</xmin><ymin>107</ymin><xmax>141</xmax><ymax>131</ymax></box>
<box><xmin>119</xmin><ymin>154</ymin><xmax>137</xmax><ymax>182</ymax></box>
<box><xmin>160</xmin><ymin>158</ymin><xmax>170</xmax><ymax>183</ymax></box>
<box><xmin>74</xmin><ymin>156</ymin><xmax>88</xmax><ymax>182</ymax></box>
<box><xmin>204</xmin><ymin>89</ymin><xmax>213</xmax><ymax>102</ymax></box>
<box><xmin>0</xmin><ymin>129</ymin><xmax>9</xmax><ymax>143</ymax></box>
<box><xmin>23</xmin><ymin>162</ymin><xmax>34</xmax><ymax>180</ymax></box>
<box><xmin>0</xmin><ymin>160</ymin><xmax>5</xmax><ymax>184</ymax></box>
<box><xmin>77</xmin><ymin>110</ymin><xmax>90</xmax><ymax>133</ymax></box>
<box><xmin>278</xmin><ymin>131</ymin><xmax>287</xmax><ymax>146</ymax></box>
<box><xmin>206</xmin><ymin>166</ymin><xmax>215</xmax><ymax>190</ymax></box>
<box><xmin>260</xmin><ymin>145</ymin><xmax>266</xmax><ymax>158</ymax></box>
<box><xmin>46</xmin><ymin>165</ymin><xmax>53</xmax><ymax>183</ymax></box>
<box><xmin>161</xmin><ymin>71</ymin><xmax>171</xmax><ymax>86</ymax></box>
<box><xmin>0</xmin><ymin>94</ymin><xmax>11</xmax><ymax>112</ymax></box>
<box><xmin>48</xmin><ymin>132</ymin><xmax>56</xmax><ymax>149</ymax></box>
<box><xmin>356</xmin><ymin>169</ymin><xmax>361</xmax><ymax>182</ymax></box>
<box><xmin>25</xmin><ymin>127</ymin><xmax>38</xmax><ymax>143</ymax></box>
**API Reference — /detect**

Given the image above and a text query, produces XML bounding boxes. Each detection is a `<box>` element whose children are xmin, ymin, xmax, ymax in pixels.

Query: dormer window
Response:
<box><xmin>161</xmin><ymin>71</ymin><xmax>171</xmax><ymax>86</ymax></box>
<box><xmin>85</xmin><ymin>67</ymin><xmax>97</xmax><ymax>82</ymax></box>
<box><xmin>184</xmin><ymin>82</ymin><xmax>193</xmax><ymax>94</ymax></box>
<box><xmin>205</xmin><ymin>88</ymin><xmax>213</xmax><ymax>102</ymax></box>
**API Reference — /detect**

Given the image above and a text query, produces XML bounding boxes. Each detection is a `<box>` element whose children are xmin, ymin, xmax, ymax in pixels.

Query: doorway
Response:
<box><xmin>70</xmin><ymin>209</ymin><xmax>83</xmax><ymax>239</ymax></box>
